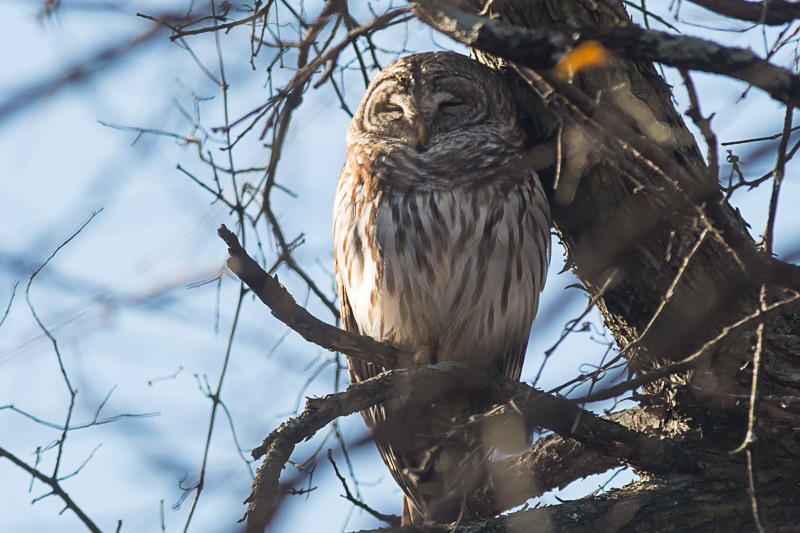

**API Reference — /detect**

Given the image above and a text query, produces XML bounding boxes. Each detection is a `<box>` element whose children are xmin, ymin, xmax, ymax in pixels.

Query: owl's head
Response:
<box><xmin>348</xmin><ymin>52</ymin><xmax>521</xmax><ymax>153</ymax></box>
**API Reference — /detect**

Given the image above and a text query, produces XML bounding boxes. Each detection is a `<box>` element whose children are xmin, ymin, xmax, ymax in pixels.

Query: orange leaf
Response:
<box><xmin>553</xmin><ymin>41</ymin><xmax>610</xmax><ymax>81</ymax></box>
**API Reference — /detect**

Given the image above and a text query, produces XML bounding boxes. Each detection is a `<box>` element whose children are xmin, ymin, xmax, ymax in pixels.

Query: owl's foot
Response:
<box><xmin>413</xmin><ymin>345</ymin><xmax>434</xmax><ymax>367</ymax></box>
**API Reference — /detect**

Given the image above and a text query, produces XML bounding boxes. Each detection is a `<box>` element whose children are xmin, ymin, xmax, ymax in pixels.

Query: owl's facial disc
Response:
<box><xmin>361</xmin><ymin>73</ymin><xmax>490</xmax><ymax>151</ymax></box>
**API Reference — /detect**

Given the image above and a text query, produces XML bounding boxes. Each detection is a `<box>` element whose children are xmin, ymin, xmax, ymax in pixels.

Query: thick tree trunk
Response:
<box><xmin>411</xmin><ymin>0</ymin><xmax>800</xmax><ymax>531</ymax></box>
<box><xmin>232</xmin><ymin>3</ymin><xmax>800</xmax><ymax>530</ymax></box>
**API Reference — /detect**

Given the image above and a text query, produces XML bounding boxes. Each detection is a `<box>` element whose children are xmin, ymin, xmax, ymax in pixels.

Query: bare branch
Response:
<box><xmin>729</xmin><ymin>285</ymin><xmax>769</xmax><ymax>533</ymax></box>
<box><xmin>351</xmin><ymin>472</ymin><xmax>774</xmax><ymax>532</ymax></box>
<box><xmin>580</xmin><ymin>289</ymin><xmax>800</xmax><ymax>403</ymax></box>
<box><xmin>680</xmin><ymin>69</ymin><xmax>720</xmax><ymax>184</ymax></box>
<box><xmin>471</xmin><ymin>407</ymin><xmax>657</xmax><ymax>517</ymax></box>
<box><xmin>312</xmin><ymin>8</ymin><xmax>412</xmax><ymax>88</ymax></box>
<box><xmin>217</xmin><ymin>224</ymin><xmax>415</xmax><ymax>369</ymax></box>
<box><xmin>243</xmin><ymin>362</ymin><xmax>696</xmax><ymax>531</ymax></box>
<box><xmin>411</xmin><ymin>0</ymin><xmax>800</xmax><ymax>109</ymax></box>
<box><xmin>25</xmin><ymin>210</ymin><xmax>104</xmax><ymax>478</ymax></box>
<box><xmin>327</xmin><ymin>450</ymin><xmax>401</xmax><ymax>527</ymax></box>
<box><xmin>0</xmin><ymin>280</ymin><xmax>17</xmax><ymax>328</ymax></box>
<box><xmin>0</xmin><ymin>445</ymin><xmax>102</xmax><ymax>533</ymax></box>
<box><xmin>511</xmin><ymin>62</ymin><xmax>800</xmax><ymax>299</ymax></box>
<box><xmin>182</xmin><ymin>286</ymin><xmax>247</xmax><ymax>532</ymax></box>
<box><xmin>763</xmin><ymin>104</ymin><xmax>794</xmax><ymax>255</ymax></box>
<box><xmin>688</xmin><ymin>0</ymin><xmax>800</xmax><ymax>25</ymax></box>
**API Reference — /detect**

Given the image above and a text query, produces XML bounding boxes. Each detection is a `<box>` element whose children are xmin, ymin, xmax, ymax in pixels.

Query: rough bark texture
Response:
<box><xmin>236</xmin><ymin>2</ymin><xmax>800</xmax><ymax>530</ymax></box>
<box><xmin>400</xmin><ymin>0</ymin><xmax>800</xmax><ymax>531</ymax></box>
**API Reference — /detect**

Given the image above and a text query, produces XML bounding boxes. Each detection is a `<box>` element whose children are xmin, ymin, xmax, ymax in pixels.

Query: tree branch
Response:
<box><xmin>471</xmin><ymin>407</ymin><xmax>662</xmax><ymax>517</ymax></box>
<box><xmin>411</xmin><ymin>0</ymin><xmax>800</xmax><ymax>108</ymax></box>
<box><xmin>0</xmin><ymin>446</ymin><xmax>102</xmax><ymax>533</ymax></box>
<box><xmin>352</xmin><ymin>473</ymin><xmax>789</xmax><ymax>533</ymax></box>
<box><xmin>416</xmin><ymin>1</ymin><xmax>800</xmax><ymax>301</ymax></box>
<box><xmin>688</xmin><ymin>0</ymin><xmax>800</xmax><ymax>25</ymax></box>
<box><xmin>217</xmin><ymin>224</ymin><xmax>415</xmax><ymax>369</ymax></box>
<box><xmin>510</xmin><ymin>63</ymin><xmax>800</xmax><ymax>299</ymax></box>
<box><xmin>579</xmin><ymin>289</ymin><xmax>800</xmax><ymax>403</ymax></box>
<box><xmin>243</xmin><ymin>363</ymin><xmax>696</xmax><ymax>531</ymax></box>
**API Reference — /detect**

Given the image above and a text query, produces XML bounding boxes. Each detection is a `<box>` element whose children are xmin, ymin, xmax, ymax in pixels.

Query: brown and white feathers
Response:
<box><xmin>333</xmin><ymin>52</ymin><xmax>550</xmax><ymax>524</ymax></box>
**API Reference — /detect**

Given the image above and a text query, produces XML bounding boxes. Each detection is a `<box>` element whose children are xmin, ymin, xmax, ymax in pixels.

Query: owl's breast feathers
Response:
<box><xmin>333</xmin><ymin>51</ymin><xmax>552</xmax><ymax>524</ymax></box>
<box><xmin>334</xmin><ymin>136</ymin><xmax>550</xmax><ymax>378</ymax></box>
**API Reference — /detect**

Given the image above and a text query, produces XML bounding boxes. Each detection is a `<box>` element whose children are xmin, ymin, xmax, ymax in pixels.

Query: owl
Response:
<box><xmin>333</xmin><ymin>52</ymin><xmax>550</xmax><ymax>524</ymax></box>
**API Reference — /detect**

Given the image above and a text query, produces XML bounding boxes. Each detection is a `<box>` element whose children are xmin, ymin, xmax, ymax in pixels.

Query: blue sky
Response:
<box><xmin>1</xmin><ymin>2</ymin><xmax>799</xmax><ymax>532</ymax></box>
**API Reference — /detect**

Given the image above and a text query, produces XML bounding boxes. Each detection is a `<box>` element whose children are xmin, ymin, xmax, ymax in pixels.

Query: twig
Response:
<box><xmin>0</xmin><ymin>446</ymin><xmax>102</xmax><ymax>533</ymax></box>
<box><xmin>730</xmin><ymin>285</ymin><xmax>769</xmax><ymax>533</ymax></box>
<box><xmin>763</xmin><ymin>105</ymin><xmax>794</xmax><ymax>255</ymax></box>
<box><xmin>680</xmin><ymin>69</ymin><xmax>719</xmax><ymax>185</ymax></box>
<box><xmin>217</xmin><ymin>224</ymin><xmax>415</xmax><ymax>369</ymax></box>
<box><xmin>182</xmin><ymin>286</ymin><xmax>247</xmax><ymax>533</ymax></box>
<box><xmin>512</xmin><ymin>58</ymin><xmax>800</xmax><ymax>296</ymax></box>
<box><xmin>722</xmin><ymin>125</ymin><xmax>800</xmax><ymax>146</ymax></box>
<box><xmin>152</xmin><ymin>4</ymin><xmax>268</xmax><ymax>41</ymax></box>
<box><xmin>327</xmin><ymin>450</ymin><xmax>401</xmax><ymax>526</ymax></box>
<box><xmin>688</xmin><ymin>0</ymin><xmax>800</xmax><ymax>25</ymax></box>
<box><xmin>0</xmin><ymin>280</ymin><xmax>18</xmax><ymax>328</ymax></box>
<box><xmin>579</xmin><ymin>289</ymin><xmax>800</xmax><ymax>403</ymax></box>
<box><xmin>313</xmin><ymin>8</ymin><xmax>412</xmax><ymax>88</ymax></box>
<box><xmin>534</xmin><ymin>271</ymin><xmax>617</xmax><ymax>387</ymax></box>
<box><xmin>25</xmin><ymin>210</ymin><xmax>104</xmax><ymax>479</ymax></box>
<box><xmin>615</xmin><ymin>227</ymin><xmax>710</xmax><ymax>360</ymax></box>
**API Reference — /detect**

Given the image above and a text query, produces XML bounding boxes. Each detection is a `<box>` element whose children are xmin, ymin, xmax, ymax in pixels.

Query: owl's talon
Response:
<box><xmin>414</xmin><ymin>345</ymin><xmax>434</xmax><ymax>367</ymax></box>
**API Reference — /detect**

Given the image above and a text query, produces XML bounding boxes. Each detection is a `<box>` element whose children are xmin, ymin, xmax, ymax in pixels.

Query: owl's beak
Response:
<box><xmin>415</xmin><ymin>119</ymin><xmax>430</xmax><ymax>151</ymax></box>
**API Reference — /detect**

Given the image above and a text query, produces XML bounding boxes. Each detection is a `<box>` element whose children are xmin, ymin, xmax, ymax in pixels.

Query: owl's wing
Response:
<box><xmin>334</xmin><ymin>243</ymin><xmax>438</xmax><ymax>519</ymax></box>
<box><xmin>497</xmin><ymin>340</ymin><xmax>529</xmax><ymax>382</ymax></box>
<box><xmin>334</xmin><ymin>163</ymin><xmax>552</xmax><ymax>523</ymax></box>
<box><xmin>496</xmin><ymin>171</ymin><xmax>551</xmax><ymax>382</ymax></box>
<box><xmin>336</xmin><ymin>276</ymin><xmax>420</xmax><ymax>514</ymax></box>
<box><xmin>337</xmin><ymin>286</ymin><xmax>384</xmax><ymax>385</ymax></box>
<box><xmin>338</xmin><ymin>276</ymin><xmax>503</xmax><ymax>522</ymax></box>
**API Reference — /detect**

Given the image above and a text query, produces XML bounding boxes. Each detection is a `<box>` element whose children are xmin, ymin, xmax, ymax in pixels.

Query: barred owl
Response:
<box><xmin>333</xmin><ymin>52</ymin><xmax>551</xmax><ymax>524</ymax></box>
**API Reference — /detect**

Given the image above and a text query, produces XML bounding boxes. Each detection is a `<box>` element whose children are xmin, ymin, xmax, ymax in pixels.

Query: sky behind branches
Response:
<box><xmin>1</xmin><ymin>1</ymin><xmax>799</xmax><ymax>532</ymax></box>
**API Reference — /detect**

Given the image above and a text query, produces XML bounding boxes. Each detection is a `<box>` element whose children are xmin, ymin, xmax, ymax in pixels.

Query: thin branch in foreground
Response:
<box><xmin>579</xmin><ymin>289</ymin><xmax>800</xmax><ymax>403</ymax></box>
<box><xmin>688</xmin><ymin>0</ymin><xmax>800</xmax><ymax>25</ymax></box>
<box><xmin>312</xmin><ymin>8</ymin><xmax>412</xmax><ymax>89</ymax></box>
<box><xmin>4</xmin><ymin>209</ymin><xmax>110</xmax><ymax>533</ymax></box>
<box><xmin>25</xmin><ymin>210</ymin><xmax>104</xmax><ymax>480</ymax></box>
<box><xmin>680</xmin><ymin>69</ymin><xmax>719</xmax><ymax>185</ymax></box>
<box><xmin>763</xmin><ymin>104</ymin><xmax>794</xmax><ymax>255</ymax></box>
<box><xmin>510</xmin><ymin>55</ymin><xmax>800</xmax><ymax>296</ymax></box>
<box><xmin>615</xmin><ymin>227</ymin><xmax>710</xmax><ymax>361</ymax></box>
<box><xmin>0</xmin><ymin>279</ymin><xmax>17</xmax><ymax>328</ymax></box>
<box><xmin>327</xmin><ymin>450</ymin><xmax>401</xmax><ymax>527</ymax></box>
<box><xmin>730</xmin><ymin>285</ymin><xmax>769</xmax><ymax>533</ymax></box>
<box><xmin>0</xmin><ymin>446</ymin><xmax>102</xmax><ymax>533</ymax></box>
<box><xmin>182</xmin><ymin>286</ymin><xmax>247</xmax><ymax>533</ymax></box>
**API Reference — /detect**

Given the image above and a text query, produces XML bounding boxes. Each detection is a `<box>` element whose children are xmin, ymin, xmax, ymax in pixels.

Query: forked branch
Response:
<box><xmin>242</xmin><ymin>363</ymin><xmax>694</xmax><ymax>532</ymax></box>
